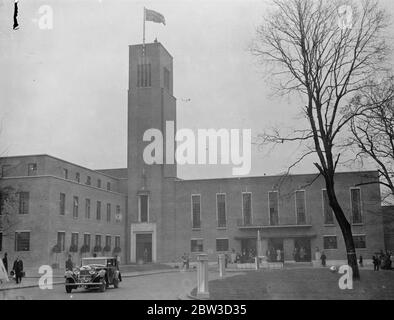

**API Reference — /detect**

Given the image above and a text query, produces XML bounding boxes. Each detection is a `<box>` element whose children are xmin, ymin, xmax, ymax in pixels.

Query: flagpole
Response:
<box><xmin>142</xmin><ymin>7</ymin><xmax>146</xmax><ymax>57</ymax></box>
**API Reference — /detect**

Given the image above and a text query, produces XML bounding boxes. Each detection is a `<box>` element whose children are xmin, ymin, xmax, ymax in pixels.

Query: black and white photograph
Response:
<box><xmin>1</xmin><ymin>0</ymin><xmax>394</xmax><ymax>306</ymax></box>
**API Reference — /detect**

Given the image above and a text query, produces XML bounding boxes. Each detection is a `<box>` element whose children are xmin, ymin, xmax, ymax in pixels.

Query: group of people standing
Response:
<box><xmin>1</xmin><ymin>253</ymin><xmax>24</xmax><ymax>284</ymax></box>
<box><xmin>372</xmin><ymin>250</ymin><xmax>392</xmax><ymax>271</ymax></box>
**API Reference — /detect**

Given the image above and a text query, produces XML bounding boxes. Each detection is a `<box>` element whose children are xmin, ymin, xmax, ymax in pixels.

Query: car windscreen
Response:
<box><xmin>82</xmin><ymin>258</ymin><xmax>106</xmax><ymax>266</ymax></box>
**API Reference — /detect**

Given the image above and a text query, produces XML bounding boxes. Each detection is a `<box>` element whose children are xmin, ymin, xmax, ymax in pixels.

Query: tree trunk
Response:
<box><xmin>326</xmin><ymin>179</ymin><xmax>360</xmax><ymax>280</ymax></box>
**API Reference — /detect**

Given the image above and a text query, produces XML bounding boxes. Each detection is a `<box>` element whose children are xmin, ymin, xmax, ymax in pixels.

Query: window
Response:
<box><xmin>1</xmin><ymin>165</ymin><xmax>11</xmax><ymax>177</ymax></box>
<box><xmin>115</xmin><ymin>236</ymin><xmax>120</xmax><ymax>248</ymax></box>
<box><xmin>295</xmin><ymin>190</ymin><xmax>306</xmax><ymax>224</ymax></box>
<box><xmin>323</xmin><ymin>236</ymin><xmax>337</xmax><ymax>249</ymax></box>
<box><xmin>322</xmin><ymin>190</ymin><xmax>334</xmax><ymax>225</ymax></box>
<box><xmin>86</xmin><ymin>176</ymin><xmax>91</xmax><ymax>186</ymax></box>
<box><xmin>85</xmin><ymin>199</ymin><xmax>91</xmax><ymax>219</ymax></box>
<box><xmin>107</xmin><ymin>182</ymin><xmax>111</xmax><ymax>191</ymax></box>
<box><xmin>116</xmin><ymin>205</ymin><xmax>121</xmax><ymax>222</ymax></box>
<box><xmin>353</xmin><ymin>235</ymin><xmax>366</xmax><ymax>249</ymax></box>
<box><xmin>19</xmin><ymin>192</ymin><xmax>29</xmax><ymax>215</ymax></box>
<box><xmin>95</xmin><ymin>235</ymin><xmax>102</xmax><ymax>247</ymax></box>
<box><xmin>15</xmin><ymin>231</ymin><xmax>30</xmax><ymax>251</ymax></box>
<box><xmin>59</xmin><ymin>193</ymin><xmax>65</xmax><ymax>215</ymax></box>
<box><xmin>137</xmin><ymin>63</ymin><xmax>151</xmax><ymax>87</ymax></box>
<box><xmin>191</xmin><ymin>195</ymin><xmax>201</xmax><ymax>229</ymax></box>
<box><xmin>106</xmin><ymin>203</ymin><xmax>111</xmax><ymax>222</ymax></box>
<box><xmin>164</xmin><ymin>67</ymin><xmax>170</xmax><ymax>91</ymax></box>
<box><xmin>73</xmin><ymin>196</ymin><xmax>79</xmax><ymax>219</ymax></box>
<box><xmin>0</xmin><ymin>232</ymin><xmax>2</xmax><ymax>251</ymax></box>
<box><xmin>83</xmin><ymin>234</ymin><xmax>91</xmax><ymax>251</ymax></box>
<box><xmin>71</xmin><ymin>233</ymin><xmax>79</xmax><ymax>248</ymax></box>
<box><xmin>57</xmin><ymin>232</ymin><xmax>65</xmax><ymax>251</ymax></box>
<box><xmin>139</xmin><ymin>195</ymin><xmax>148</xmax><ymax>222</ymax></box>
<box><xmin>76</xmin><ymin>172</ymin><xmax>80</xmax><ymax>183</ymax></box>
<box><xmin>97</xmin><ymin>179</ymin><xmax>101</xmax><ymax>188</ymax></box>
<box><xmin>63</xmin><ymin>168</ymin><xmax>68</xmax><ymax>179</ymax></box>
<box><xmin>242</xmin><ymin>193</ymin><xmax>252</xmax><ymax>225</ymax></box>
<box><xmin>269</xmin><ymin>191</ymin><xmax>279</xmax><ymax>225</ymax></box>
<box><xmin>105</xmin><ymin>235</ymin><xmax>111</xmax><ymax>249</ymax></box>
<box><xmin>96</xmin><ymin>201</ymin><xmax>101</xmax><ymax>220</ymax></box>
<box><xmin>216</xmin><ymin>239</ymin><xmax>229</xmax><ymax>252</ymax></box>
<box><xmin>27</xmin><ymin>163</ymin><xmax>37</xmax><ymax>176</ymax></box>
<box><xmin>216</xmin><ymin>194</ymin><xmax>227</xmax><ymax>228</ymax></box>
<box><xmin>191</xmin><ymin>239</ymin><xmax>204</xmax><ymax>253</ymax></box>
<box><xmin>351</xmin><ymin>188</ymin><xmax>362</xmax><ymax>224</ymax></box>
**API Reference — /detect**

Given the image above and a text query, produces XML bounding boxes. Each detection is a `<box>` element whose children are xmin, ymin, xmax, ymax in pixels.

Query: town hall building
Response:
<box><xmin>0</xmin><ymin>42</ymin><xmax>387</xmax><ymax>269</ymax></box>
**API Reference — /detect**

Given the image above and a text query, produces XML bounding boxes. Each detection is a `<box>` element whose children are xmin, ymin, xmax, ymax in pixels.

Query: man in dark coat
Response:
<box><xmin>65</xmin><ymin>255</ymin><xmax>73</xmax><ymax>271</ymax></box>
<box><xmin>12</xmin><ymin>257</ymin><xmax>23</xmax><ymax>284</ymax></box>
<box><xmin>2</xmin><ymin>253</ymin><xmax>8</xmax><ymax>274</ymax></box>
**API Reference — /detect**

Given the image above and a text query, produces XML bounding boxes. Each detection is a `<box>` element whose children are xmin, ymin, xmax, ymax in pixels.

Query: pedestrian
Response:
<box><xmin>185</xmin><ymin>253</ymin><xmax>190</xmax><ymax>270</ymax></box>
<box><xmin>65</xmin><ymin>254</ymin><xmax>73</xmax><ymax>271</ymax></box>
<box><xmin>373</xmin><ymin>255</ymin><xmax>379</xmax><ymax>271</ymax></box>
<box><xmin>12</xmin><ymin>256</ymin><xmax>24</xmax><ymax>284</ymax></box>
<box><xmin>359</xmin><ymin>255</ymin><xmax>363</xmax><ymax>267</ymax></box>
<box><xmin>181</xmin><ymin>253</ymin><xmax>187</xmax><ymax>270</ymax></box>
<box><xmin>320</xmin><ymin>252</ymin><xmax>327</xmax><ymax>267</ymax></box>
<box><xmin>2</xmin><ymin>253</ymin><xmax>8</xmax><ymax>274</ymax></box>
<box><xmin>230</xmin><ymin>248</ymin><xmax>236</xmax><ymax>264</ymax></box>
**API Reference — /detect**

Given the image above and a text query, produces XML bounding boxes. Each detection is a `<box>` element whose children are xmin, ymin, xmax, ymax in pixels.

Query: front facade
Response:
<box><xmin>0</xmin><ymin>42</ymin><xmax>387</xmax><ymax>269</ymax></box>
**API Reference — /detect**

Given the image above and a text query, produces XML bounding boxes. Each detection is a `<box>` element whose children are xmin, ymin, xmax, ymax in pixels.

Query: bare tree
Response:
<box><xmin>0</xmin><ymin>185</ymin><xmax>20</xmax><ymax>238</ymax></box>
<box><xmin>348</xmin><ymin>76</ymin><xmax>394</xmax><ymax>199</ymax></box>
<box><xmin>252</xmin><ymin>0</ymin><xmax>390</xmax><ymax>279</ymax></box>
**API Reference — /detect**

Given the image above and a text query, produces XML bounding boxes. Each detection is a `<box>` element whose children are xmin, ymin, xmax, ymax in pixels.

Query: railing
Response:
<box><xmin>236</xmin><ymin>217</ymin><xmax>312</xmax><ymax>228</ymax></box>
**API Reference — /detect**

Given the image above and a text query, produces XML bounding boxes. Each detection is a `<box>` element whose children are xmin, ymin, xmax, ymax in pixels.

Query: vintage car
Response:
<box><xmin>65</xmin><ymin>257</ymin><xmax>121</xmax><ymax>293</ymax></box>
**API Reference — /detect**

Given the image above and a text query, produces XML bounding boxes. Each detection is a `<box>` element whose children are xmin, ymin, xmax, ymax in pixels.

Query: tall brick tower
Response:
<box><xmin>127</xmin><ymin>42</ymin><xmax>177</xmax><ymax>263</ymax></box>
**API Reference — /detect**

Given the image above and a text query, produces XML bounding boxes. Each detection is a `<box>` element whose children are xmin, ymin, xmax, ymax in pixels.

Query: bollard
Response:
<box><xmin>196</xmin><ymin>253</ymin><xmax>209</xmax><ymax>299</ymax></box>
<box><xmin>218</xmin><ymin>254</ymin><xmax>226</xmax><ymax>277</ymax></box>
<box><xmin>255</xmin><ymin>256</ymin><xmax>259</xmax><ymax>270</ymax></box>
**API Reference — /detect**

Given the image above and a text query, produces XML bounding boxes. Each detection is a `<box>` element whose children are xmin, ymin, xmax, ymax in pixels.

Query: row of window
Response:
<box><xmin>190</xmin><ymin>188</ymin><xmax>363</xmax><ymax>229</ymax></box>
<box><xmin>188</xmin><ymin>235</ymin><xmax>367</xmax><ymax>254</ymax></box>
<box><xmin>136</xmin><ymin>62</ymin><xmax>171</xmax><ymax>92</ymax></box>
<box><xmin>1</xmin><ymin>164</ymin><xmax>112</xmax><ymax>191</ymax></box>
<box><xmin>60</xmin><ymin>193</ymin><xmax>122</xmax><ymax>223</ymax></box>
<box><xmin>0</xmin><ymin>232</ymin><xmax>121</xmax><ymax>252</ymax></box>
<box><xmin>56</xmin><ymin>232</ymin><xmax>121</xmax><ymax>252</ymax></box>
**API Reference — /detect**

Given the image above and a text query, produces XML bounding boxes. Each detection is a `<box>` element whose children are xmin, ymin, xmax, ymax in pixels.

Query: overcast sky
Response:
<box><xmin>0</xmin><ymin>0</ymin><xmax>393</xmax><ymax>179</ymax></box>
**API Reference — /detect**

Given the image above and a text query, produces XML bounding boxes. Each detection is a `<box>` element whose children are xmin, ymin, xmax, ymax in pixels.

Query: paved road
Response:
<box><xmin>0</xmin><ymin>271</ymin><xmax>200</xmax><ymax>300</ymax></box>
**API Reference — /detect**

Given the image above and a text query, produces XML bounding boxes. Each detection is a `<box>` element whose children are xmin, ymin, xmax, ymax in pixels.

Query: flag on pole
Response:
<box><xmin>145</xmin><ymin>8</ymin><xmax>166</xmax><ymax>25</ymax></box>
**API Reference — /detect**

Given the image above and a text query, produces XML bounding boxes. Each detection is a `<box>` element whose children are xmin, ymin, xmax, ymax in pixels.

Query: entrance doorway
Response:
<box><xmin>136</xmin><ymin>233</ymin><xmax>152</xmax><ymax>264</ymax></box>
<box><xmin>294</xmin><ymin>238</ymin><xmax>311</xmax><ymax>262</ymax></box>
<box><xmin>240</xmin><ymin>238</ymin><xmax>257</xmax><ymax>263</ymax></box>
<box><xmin>267</xmin><ymin>238</ymin><xmax>284</xmax><ymax>262</ymax></box>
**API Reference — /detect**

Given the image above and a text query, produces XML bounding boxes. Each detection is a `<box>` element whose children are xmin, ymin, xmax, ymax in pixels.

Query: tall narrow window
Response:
<box><xmin>137</xmin><ymin>63</ymin><xmax>151</xmax><ymax>87</ymax></box>
<box><xmin>323</xmin><ymin>190</ymin><xmax>334</xmax><ymax>225</ymax></box>
<box><xmin>15</xmin><ymin>231</ymin><xmax>30</xmax><ymax>251</ymax></box>
<box><xmin>57</xmin><ymin>232</ymin><xmax>65</xmax><ymax>251</ymax></box>
<box><xmin>71</xmin><ymin>233</ymin><xmax>79</xmax><ymax>250</ymax></box>
<box><xmin>19</xmin><ymin>192</ymin><xmax>29</xmax><ymax>215</ymax></box>
<box><xmin>97</xmin><ymin>179</ymin><xmax>101</xmax><ymax>188</ymax></box>
<box><xmin>73</xmin><ymin>196</ymin><xmax>79</xmax><ymax>219</ymax></box>
<box><xmin>351</xmin><ymin>188</ymin><xmax>362</xmax><ymax>224</ymax></box>
<box><xmin>96</xmin><ymin>201</ymin><xmax>101</xmax><ymax>220</ymax></box>
<box><xmin>63</xmin><ymin>168</ymin><xmax>68</xmax><ymax>179</ymax></box>
<box><xmin>164</xmin><ymin>67</ymin><xmax>170</xmax><ymax>91</ymax></box>
<box><xmin>242</xmin><ymin>193</ymin><xmax>252</xmax><ymax>225</ymax></box>
<box><xmin>107</xmin><ymin>182</ymin><xmax>111</xmax><ymax>191</ymax></box>
<box><xmin>106</xmin><ymin>203</ymin><xmax>111</xmax><ymax>222</ymax></box>
<box><xmin>76</xmin><ymin>172</ymin><xmax>80</xmax><ymax>183</ymax></box>
<box><xmin>217</xmin><ymin>194</ymin><xmax>227</xmax><ymax>228</ymax></box>
<box><xmin>95</xmin><ymin>235</ymin><xmax>102</xmax><ymax>248</ymax></box>
<box><xmin>59</xmin><ymin>193</ymin><xmax>65</xmax><ymax>215</ymax></box>
<box><xmin>191</xmin><ymin>195</ymin><xmax>201</xmax><ymax>229</ymax></box>
<box><xmin>85</xmin><ymin>199</ymin><xmax>91</xmax><ymax>219</ymax></box>
<box><xmin>139</xmin><ymin>195</ymin><xmax>148</xmax><ymax>222</ymax></box>
<box><xmin>115</xmin><ymin>236</ymin><xmax>120</xmax><ymax>249</ymax></box>
<box><xmin>84</xmin><ymin>234</ymin><xmax>91</xmax><ymax>251</ymax></box>
<box><xmin>295</xmin><ymin>190</ymin><xmax>306</xmax><ymax>224</ymax></box>
<box><xmin>116</xmin><ymin>205</ymin><xmax>121</xmax><ymax>222</ymax></box>
<box><xmin>269</xmin><ymin>191</ymin><xmax>279</xmax><ymax>225</ymax></box>
<box><xmin>86</xmin><ymin>176</ymin><xmax>91</xmax><ymax>186</ymax></box>
<box><xmin>105</xmin><ymin>235</ymin><xmax>111</xmax><ymax>250</ymax></box>
<box><xmin>27</xmin><ymin>163</ymin><xmax>37</xmax><ymax>176</ymax></box>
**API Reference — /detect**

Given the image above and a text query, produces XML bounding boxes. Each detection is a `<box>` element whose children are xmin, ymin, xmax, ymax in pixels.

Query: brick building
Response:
<box><xmin>0</xmin><ymin>42</ymin><xmax>388</xmax><ymax>268</ymax></box>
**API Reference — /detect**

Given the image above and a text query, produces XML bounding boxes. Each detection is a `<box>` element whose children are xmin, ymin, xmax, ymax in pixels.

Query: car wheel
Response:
<box><xmin>65</xmin><ymin>279</ymin><xmax>73</xmax><ymax>293</ymax></box>
<box><xmin>113</xmin><ymin>278</ymin><xmax>119</xmax><ymax>288</ymax></box>
<box><xmin>99</xmin><ymin>279</ymin><xmax>107</xmax><ymax>292</ymax></box>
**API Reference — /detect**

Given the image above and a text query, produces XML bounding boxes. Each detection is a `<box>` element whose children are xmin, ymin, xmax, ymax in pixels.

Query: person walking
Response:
<box><xmin>12</xmin><ymin>257</ymin><xmax>23</xmax><ymax>284</ymax></box>
<box><xmin>2</xmin><ymin>253</ymin><xmax>8</xmax><ymax>274</ymax></box>
<box><xmin>373</xmin><ymin>255</ymin><xmax>379</xmax><ymax>271</ymax></box>
<box><xmin>359</xmin><ymin>255</ymin><xmax>363</xmax><ymax>268</ymax></box>
<box><xmin>65</xmin><ymin>255</ymin><xmax>73</xmax><ymax>271</ymax></box>
<box><xmin>320</xmin><ymin>252</ymin><xmax>327</xmax><ymax>267</ymax></box>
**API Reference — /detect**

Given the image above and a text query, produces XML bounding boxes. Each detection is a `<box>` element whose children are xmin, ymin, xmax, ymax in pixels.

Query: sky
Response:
<box><xmin>0</xmin><ymin>0</ymin><xmax>393</xmax><ymax>180</ymax></box>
